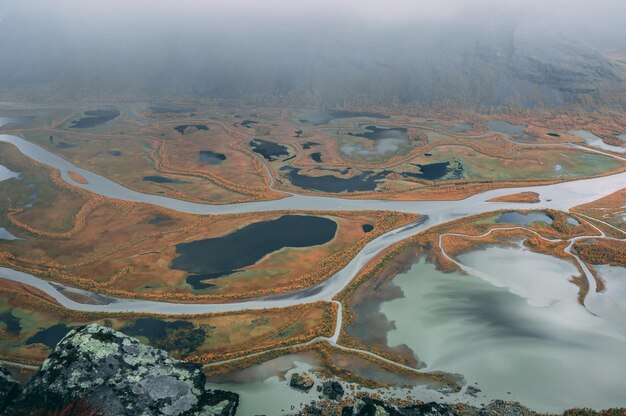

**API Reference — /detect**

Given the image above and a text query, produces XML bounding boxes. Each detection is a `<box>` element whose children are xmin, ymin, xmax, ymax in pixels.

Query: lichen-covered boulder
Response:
<box><xmin>290</xmin><ymin>373</ymin><xmax>314</xmax><ymax>392</ymax></box>
<box><xmin>0</xmin><ymin>363</ymin><xmax>20</xmax><ymax>411</ymax></box>
<box><xmin>8</xmin><ymin>324</ymin><xmax>238</xmax><ymax>416</ymax></box>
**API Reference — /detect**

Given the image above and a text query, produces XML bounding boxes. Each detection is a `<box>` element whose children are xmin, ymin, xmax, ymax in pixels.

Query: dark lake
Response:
<box><xmin>199</xmin><ymin>150</ymin><xmax>226</xmax><ymax>165</ymax></box>
<box><xmin>70</xmin><ymin>109</ymin><xmax>119</xmax><ymax>129</ymax></box>
<box><xmin>109</xmin><ymin>150</ymin><xmax>122</xmax><ymax>157</ymax></box>
<box><xmin>302</xmin><ymin>142</ymin><xmax>319</xmax><ymax>150</ymax></box>
<box><xmin>547</xmin><ymin>133</ymin><xmax>561</xmax><ymax>137</ymax></box>
<box><xmin>0</xmin><ymin>311</ymin><xmax>21</xmax><ymax>335</ymax></box>
<box><xmin>362</xmin><ymin>224</ymin><xmax>374</xmax><ymax>233</ymax></box>
<box><xmin>281</xmin><ymin>166</ymin><xmax>388</xmax><ymax>193</ymax></box>
<box><xmin>310</xmin><ymin>152</ymin><xmax>323</xmax><ymax>163</ymax></box>
<box><xmin>299</xmin><ymin>109</ymin><xmax>389</xmax><ymax>125</ymax></box>
<box><xmin>122</xmin><ymin>318</ymin><xmax>205</xmax><ymax>353</ymax></box>
<box><xmin>143</xmin><ymin>176</ymin><xmax>189</xmax><ymax>184</ymax></box>
<box><xmin>171</xmin><ymin>215</ymin><xmax>337</xmax><ymax>290</ymax></box>
<box><xmin>26</xmin><ymin>324</ymin><xmax>72</xmax><ymax>348</ymax></box>
<box><xmin>402</xmin><ymin>161</ymin><xmax>464</xmax><ymax>181</ymax></box>
<box><xmin>496</xmin><ymin>211</ymin><xmax>553</xmax><ymax>225</ymax></box>
<box><xmin>175</xmin><ymin>124</ymin><xmax>209</xmax><ymax>134</ymax></box>
<box><xmin>250</xmin><ymin>139</ymin><xmax>289</xmax><ymax>161</ymax></box>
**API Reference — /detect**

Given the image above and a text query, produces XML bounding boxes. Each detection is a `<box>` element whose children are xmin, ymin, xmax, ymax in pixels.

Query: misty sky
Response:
<box><xmin>0</xmin><ymin>0</ymin><xmax>624</xmax><ymax>108</ymax></box>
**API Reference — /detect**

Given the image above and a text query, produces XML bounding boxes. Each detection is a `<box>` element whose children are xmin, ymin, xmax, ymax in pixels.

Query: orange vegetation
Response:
<box><xmin>573</xmin><ymin>188</ymin><xmax>626</xmax><ymax>235</ymax></box>
<box><xmin>67</xmin><ymin>171</ymin><xmax>88</xmax><ymax>184</ymax></box>
<box><xmin>0</xmin><ymin>283</ymin><xmax>336</xmax><ymax>365</ymax></box>
<box><xmin>573</xmin><ymin>239</ymin><xmax>626</xmax><ymax>266</ymax></box>
<box><xmin>1</xmin><ymin>197</ymin><xmax>419</xmax><ymax>302</ymax></box>
<box><xmin>487</xmin><ymin>191</ymin><xmax>540</xmax><ymax>203</ymax></box>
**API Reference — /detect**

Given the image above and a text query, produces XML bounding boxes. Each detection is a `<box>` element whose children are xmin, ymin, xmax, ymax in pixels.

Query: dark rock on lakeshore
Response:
<box><xmin>322</xmin><ymin>381</ymin><xmax>344</xmax><ymax>400</ymax></box>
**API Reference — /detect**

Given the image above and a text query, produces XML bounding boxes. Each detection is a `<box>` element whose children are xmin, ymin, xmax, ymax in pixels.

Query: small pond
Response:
<box><xmin>495</xmin><ymin>211</ymin><xmax>553</xmax><ymax>225</ymax></box>
<box><xmin>302</xmin><ymin>142</ymin><xmax>319</xmax><ymax>149</ymax></box>
<box><xmin>250</xmin><ymin>139</ymin><xmax>289</xmax><ymax>161</ymax></box>
<box><xmin>121</xmin><ymin>318</ymin><xmax>205</xmax><ymax>353</ymax></box>
<box><xmin>488</xmin><ymin>120</ymin><xmax>526</xmax><ymax>136</ymax></box>
<box><xmin>26</xmin><ymin>324</ymin><xmax>72</xmax><ymax>348</ymax></box>
<box><xmin>310</xmin><ymin>152</ymin><xmax>322</xmax><ymax>163</ymax></box>
<box><xmin>175</xmin><ymin>124</ymin><xmax>209</xmax><ymax>134</ymax></box>
<box><xmin>402</xmin><ymin>161</ymin><xmax>463</xmax><ymax>181</ymax></box>
<box><xmin>143</xmin><ymin>176</ymin><xmax>189</xmax><ymax>184</ymax></box>
<box><xmin>199</xmin><ymin>150</ymin><xmax>226</xmax><ymax>165</ymax></box>
<box><xmin>0</xmin><ymin>311</ymin><xmax>21</xmax><ymax>335</ymax></box>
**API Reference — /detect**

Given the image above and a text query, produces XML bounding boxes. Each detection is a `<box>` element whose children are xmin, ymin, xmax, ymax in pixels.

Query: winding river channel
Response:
<box><xmin>0</xmin><ymin>132</ymin><xmax>625</xmax><ymax>314</ymax></box>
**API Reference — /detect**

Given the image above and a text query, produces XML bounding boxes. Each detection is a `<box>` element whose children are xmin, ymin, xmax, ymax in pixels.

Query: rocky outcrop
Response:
<box><xmin>290</xmin><ymin>373</ymin><xmax>315</xmax><ymax>392</ymax></box>
<box><xmin>0</xmin><ymin>364</ymin><xmax>20</xmax><ymax>412</ymax></box>
<box><xmin>300</xmin><ymin>398</ymin><xmax>538</xmax><ymax>416</ymax></box>
<box><xmin>321</xmin><ymin>381</ymin><xmax>344</xmax><ymax>400</ymax></box>
<box><xmin>6</xmin><ymin>324</ymin><xmax>238</xmax><ymax>416</ymax></box>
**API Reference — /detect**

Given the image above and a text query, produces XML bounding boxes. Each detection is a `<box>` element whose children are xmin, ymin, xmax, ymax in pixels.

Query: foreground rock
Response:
<box><xmin>297</xmin><ymin>396</ymin><xmax>626</xmax><ymax>416</ymax></box>
<box><xmin>0</xmin><ymin>364</ymin><xmax>20</xmax><ymax>412</ymax></box>
<box><xmin>290</xmin><ymin>373</ymin><xmax>315</xmax><ymax>392</ymax></box>
<box><xmin>7</xmin><ymin>324</ymin><xmax>238</xmax><ymax>416</ymax></box>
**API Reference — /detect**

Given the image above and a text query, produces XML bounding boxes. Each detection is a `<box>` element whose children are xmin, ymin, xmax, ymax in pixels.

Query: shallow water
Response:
<box><xmin>379</xmin><ymin>249</ymin><xmax>626</xmax><ymax>411</ymax></box>
<box><xmin>570</xmin><ymin>130</ymin><xmax>626</xmax><ymax>153</ymax></box>
<box><xmin>586</xmin><ymin>265</ymin><xmax>626</xmax><ymax>335</ymax></box>
<box><xmin>299</xmin><ymin>109</ymin><xmax>389</xmax><ymax>125</ymax></box>
<box><xmin>0</xmin><ymin>116</ymin><xmax>34</xmax><ymax>127</ymax></box>
<box><xmin>0</xmin><ymin>164</ymin><xmax>19</xmax><ymax>181</ymax></box>
<box><xmin>0</xmin><ymin>227</ymin><xmax>22</xmax><ymax>240</ymax></box>
<box><xmin>488</xmin><ymin>120</ymin><xmax>526</xmax><ymax>136</ymax></box>
<box><xmin>342</xmin><ymin>125</ymin><xmax>410</xmax><ymax>156</ymax></box>
<box><xmin>208</xmin><ymin>358</ymin><xmax>323</xmax><ymax>416</ymax></box>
